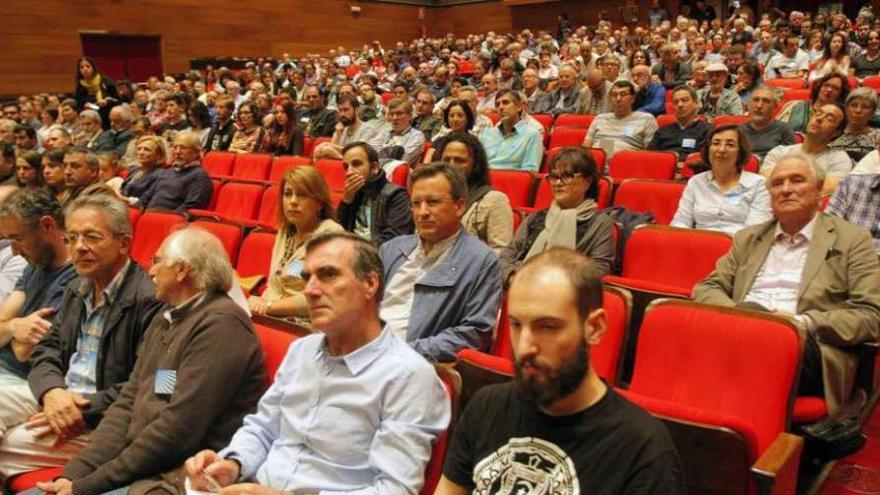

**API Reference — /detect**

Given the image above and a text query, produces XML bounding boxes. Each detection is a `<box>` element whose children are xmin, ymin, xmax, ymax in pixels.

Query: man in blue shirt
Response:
<box><xmin>0</xmin><ymin>190</ymin><xmax>76</xmax><ymax>438</ymax></box>
<box><xmin>185</xmin><ymin>232</ymin><xmax>450</xmax><ymax>494</ymax></box>
<box><xmin>479</xmin><ymin>89</ymin><xmax>544</xmax><ymax>172</ymax></box>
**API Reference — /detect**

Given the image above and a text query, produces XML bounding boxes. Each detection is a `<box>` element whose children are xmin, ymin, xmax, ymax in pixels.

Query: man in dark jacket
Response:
<box><xmin>36</xmin><ymin>227</ymin><xmax>265</xmax><ymax>495</ymax></box>
<box><xmin>137</xmin><ymin>131</ymin><xmax>212</xmax><ymax>212</ymax></box>
<box><xmin>300</xmin><ymin>85</ymin><xmax>338</xmax><ymax>138</ymax></box>
<box><xmin>337</xmin><ymin>142</ymin><xmax>413</xmax><ymax>245</ymax></box>
<box><xmin>0</xmin><ymin>194</ymin><xmax>161</xmax><ymax>478</ymax></box>
<box><xmin>204</xmin><ymin>96</ymin><xmax>236</xmax><ymax>152</ymax></box>
<box><xmin>91</xmin><ymin>106</ymin><xmax>134</xmax><ymax>157</ymax></box>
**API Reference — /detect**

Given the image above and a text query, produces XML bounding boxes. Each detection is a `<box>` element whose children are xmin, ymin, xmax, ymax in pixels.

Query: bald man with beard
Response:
<box><xmin>575</xmin><ymin>69</ymin><xmax>612</xmax><ymax>115</ymax></box>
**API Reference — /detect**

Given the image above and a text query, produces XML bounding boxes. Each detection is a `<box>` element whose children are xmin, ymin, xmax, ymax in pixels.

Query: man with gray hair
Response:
<box><xmin>367</xmin><ymin>97</ymin><xmax>425</xmax><ymax>166</ymax></box>
<box><xmin>72</xmin><ymin>110</ymin><xmax>102</xmax><ymax>150</ymax></box>
<box><xmin>36</xmin><ymin>227</ymin><xmax>266</xmax><ymax>495</ymax></box>
<box><xmin>62</xmin><ymin>146</ymin><xmax>100</xmax><ymax>208</ymax></box>
<box><xmin>0</xmin><ymin>189</ymin><xmax>75</xmax><ymax>444</ymax></box>
<box><xmin>185</xmin><ymin>232</ymin><xmax>449</xmax><ymax>494</ymax></box>
<box><xmin>739</xmin><ymin>85</ymin><xmax>796</xmax><ymax>159</ymax></box>
<box><xmin>0</xmin><ymin>194</ymin><xmax>162</xmax><ymax>478</ymax></box>
<box><xmin>137</xmin><ymin>131</ymin><xmax>212</xmax><ymax>212</ymax></box>
<box><xmin>695</xmin><ymin>152</ymin><xmax>880</xmax><ymax>416</ymax></box>
<box><xmin>91</xmin><ymin>105</ymin><xmax>134</xmax><ymax>157</ymax></box>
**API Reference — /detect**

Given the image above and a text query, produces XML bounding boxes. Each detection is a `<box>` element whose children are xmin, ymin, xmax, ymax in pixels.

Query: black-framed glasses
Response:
<box><xmin>546</xmin><ymin>172</ymin><xmax>582</xmax><ymax>185</ymax></box>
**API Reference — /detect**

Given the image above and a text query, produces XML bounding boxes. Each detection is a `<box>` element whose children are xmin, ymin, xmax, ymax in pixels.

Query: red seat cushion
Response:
<box><xmin>8</xmin><ymin>467</ymin><xmax>65</xmax><ymax>492</ymax></box>
<box><xmin>488</xmin><ymin>170</ymin><xmax>533</xmax><ymax>209</ymax></box>
<box><xmin>792</xmin><ymin>396</ymin><xmax>828</xmax><ymax>423</ymax></box>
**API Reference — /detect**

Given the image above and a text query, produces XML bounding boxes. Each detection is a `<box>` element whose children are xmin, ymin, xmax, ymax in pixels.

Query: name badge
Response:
<box><xmin>286</xmin><ymin>260</ymin><xmax>305</xmax><ymax>278</ymax></box>
<box><xmin>682</xmin><ymin>138</ymin><xmax>697</xmax><ymax>149</ymax></box>
<box><xmin>155</xmin><ymin>369</ymin><xmax>177</xmax><ymax>395</ymax></box>
<box><xmin>622</xmin><ymin>127</ymin><xmax>636</xmax><ymax>138</ymax></box>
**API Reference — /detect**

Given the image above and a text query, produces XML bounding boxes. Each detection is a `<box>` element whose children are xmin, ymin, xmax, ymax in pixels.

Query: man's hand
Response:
<box><xmin>248</xmin><ymin>296</ymin><xmax>270</xmax><ymax>316</ymax></box>
<box><xmin>342</xmin><ymin>171</ymin><xmax>366</xmax><ymax>204</ymax></box>
<box><xmin>37</xmin><ymin>388</ymin><xmax>89</xmax><ymax>439</ymax></box>
<box><xmin>36</xmin><ymin>478</ymin><xmax>73</xmax><ymax>495</ymax></box>
<box><xmin>219</xmin><ymin>483</ymin><xmax>284</xmax><ymax>495</ymax></box>
<box><xmin>10</xmin><ymin>307</ymin><xmax>55</xmax><ymax>345</ymax></box>
<box><xmin>186</xmin><ymin>450</ymin><xmax>241</xmax><ymax>491</ymax></box>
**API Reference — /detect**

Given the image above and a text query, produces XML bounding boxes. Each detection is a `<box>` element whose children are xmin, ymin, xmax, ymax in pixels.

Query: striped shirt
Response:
<box><xmin>827</xmin><ymin>173</ymin><xmax>880</xmax><ymax>249</ymax></box>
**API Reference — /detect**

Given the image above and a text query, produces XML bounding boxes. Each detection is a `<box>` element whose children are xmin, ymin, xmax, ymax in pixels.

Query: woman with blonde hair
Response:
<box><xmin>248</xmin><ymin>166</ymin><xmax>344</xmax><ymax>318</ymax></box>
<box><xmin>120</xmin><ymin>135</ymin><xmax>167</xmax><ymax>201</ymax></box>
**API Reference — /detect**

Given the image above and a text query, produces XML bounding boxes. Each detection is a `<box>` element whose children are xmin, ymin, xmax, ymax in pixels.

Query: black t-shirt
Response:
<box><xmin>443</xmin><ymin>382</ymin><xmax>686</xmax><ymax>494</ymax></box>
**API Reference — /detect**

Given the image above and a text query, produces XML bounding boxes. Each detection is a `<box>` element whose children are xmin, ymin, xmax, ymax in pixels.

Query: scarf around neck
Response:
<box><xmin>80</xmin><ymin>74</ymin><xmax>103</xmax><ymax>101</ymax></box>
<box><xmin>525</xmin><ymin>198</ymin><xmax>597</xmax><ymax>261</ymax></box>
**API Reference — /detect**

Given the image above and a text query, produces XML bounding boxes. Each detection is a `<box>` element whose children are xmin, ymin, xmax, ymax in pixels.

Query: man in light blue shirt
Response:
<box><xmin>186</xmin><ymin>232</ymin><xmax>450</xmax><ymax>495</ymax></box>
<box><xmin>479</xmin><ymin>89</ymin><xmax>544</xmax><ymax>172</ymax></box>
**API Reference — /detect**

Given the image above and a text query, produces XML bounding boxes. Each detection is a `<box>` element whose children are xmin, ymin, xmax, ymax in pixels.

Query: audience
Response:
<box><xmin>36</xmin><ymin>227</ymin><xmax>266</xmax><ymax>495</ymax></box>
<box><xmin>630</xmin><ymin>64</ymin><xmax>666</xmax><ymax>116</ymax></box>
<box><xmin>695</xmin><ymin>152</ymin><xmax>880</xmax><ymax>415</ymax></box>
<box><xmin>90</xmin><ymin>105</ymin><xmax>134</xmax><ymax>157</ymax></box>
<box><xmin>584</xmin><ymin>80</ymin><xmax>658</xmax><ymax>162</ymax></box>
<box><xmin>0</xmin><ymin>194</ymin><xmax>161</xmax><ymax>478</ymax></box>
<box><xmin>671</xmin><ymin>124</ymin><xmax>772</xmax><ymax>233</ymax></box>
<box><xmin>262</xmin><ymin>101</ymin><xmax>304</xmax><ymax>156</ymax></box>
<box><xmin>545</xmin><ymin>65</ymin><xmax>581</xmax><ymax>116</ymax></box>
<box><xmin>380</xmin><ymin>163</ymin><xmax>502</xmax><ymax>361</ymax></box>
<box><xmin>337</xmin><ymin>142</ymin><xmax>413</xmax><ymax>244</ymax></box>
<box><xmin>827</xmin><ymin>171</ymin><xmax>880</xmax><ymax>249</ymax></box>
<box><xmin>313</xmin><ymin>94</ymin><xmax>378</xmax><ymax>160</ymax></box>
<box><xmin>739</xmin><ymin>85</ymin><xmax>796</xmax><ymax>159</ymax></box>
<box><xmin>137</xmin><ymin>131</ymin><xmax>212</xmax><ymax>212</ymax></box>
<box><xmin>203</xmin><ymin>96</ymin><xmax>236</xmax><ymax>152</ymax></box>
<box><xmin>500</xmin><ymin>147</ymin><xmax>614</xmax><ymax>277</ymax></box>
<box><xmin>301</xmin><ymin>85</ymin><xmax>338</xmax><ymax>138</ymax></box>
<box><xmin>61</xmin><ymin>146</ymin><xmax>101</xmax><ymax>207</ymax></box>
<box><xmin>16</xmin><ymin>151</ymin><xmax>43</xmax><ymax>189</ymax></box>
<box><xmin>247</xmin><ymin>166</ymin><xmax>344</xmax><ymax>318</ymax></box>
<box><xmin>42</xmin><ymin>149</ymin><xmax>67</xmax><ymax>203</ymax></box>
<box><xmin>777</xmin><ymin>73</ymin><xmax>849</xmax><ymax>133</ymax></box>
<box><xmin>120</xmin><ymin>135</ymin><xmax>165</xmax><ymax>202</ymax></box>
<box><xmin>436</xmin><ymin>249</ymin><xmax>686</xmax><ymax>494</ymax></box>
<box><xmin>367</xmin><ymin>97</ymin><xmax>425</xmax><ymax>166</ymax></box>
<box><xmin>186</xmin><ymin>232</ymin><xmax>450</xmax><ymax>494</ymax></box>
<box><xmin>648</xmin><ymin>85</ymin><xmax>711</xmax><ymax>160</ymax></box>
<box><xmin>698</xmin><ymin>63</ymin><xmax>744</xmax><ymax>121</ymax></box>
<box><xmin>228</xmin><ymin>101</ymin><xmax>265</xmax><ymax>154</ymax></box>
<box><xmin>437</xmin><ymin>132</ymin><xmax>514</xmax><ymax>250</ymax></box>
<box><xmin>829</xmin><ymin>88</ymin><xmax>880</xmax><ymax>162</ymax></box>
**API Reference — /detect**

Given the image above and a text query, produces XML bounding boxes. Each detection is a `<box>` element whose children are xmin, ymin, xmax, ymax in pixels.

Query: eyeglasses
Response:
<box><xmin>546</xmin><ymin>172</ymin><xmax>582</xmax><ymax>185</ymax></box>
<box><xmin>412</xmin><ymin>196</ymin><xmax>455</xmax><ymax>209</ymax></box>
<box><xmin>63</xmin><ymin>231</ymin><xmax>110</xmax><ymax>247</ymax></box>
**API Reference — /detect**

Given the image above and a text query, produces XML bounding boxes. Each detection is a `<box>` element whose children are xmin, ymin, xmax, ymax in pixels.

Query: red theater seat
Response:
<box><xmin>202</xmin><ymin>151</ymin><xmax>236</xmax><ymax>177</ymax></box>
<box><xmin>421</xmin><ymin>366</ymin><xmax>461</xmax><ymax>495</ymax></box>
<box><xmin>236</xmin><ymin>230</ymin><xmax>277</xmax><ymax>281</ymax></box>
<box><xmin>232</xmin><ymin>153</ymin><xmax>272</xmax><ymax>181</ymax></box>
<box><xmin>547</xmin><ymin>127</ymin><xmax>587</xmax><ymax>149</ymax></box>
<box><xmin>314</xmin><ymin>159</ymin><xmax>346</xmax><ymax>193</ymax></box>
<box><xmin>607</xmin><ymin>150</ymin><xmax>677</xmax><ymax>183</ymax></box>
<box><xmin>130</xmin><ymin>210</ymin><xmax>187</xmax><ymax>268</ymax></box>
<box><xmin>621</xmin><ymin>300</ymin><xmax>803</xmax><ymax>495</ymax></box>
<box><xmin>191</xmin><ymin>220</ymin><xmax>244</xmax><ymax>262</ymax></box>
<box><xmin>7</xmin><ymin>468</ymin><xmax>64</xmax><ymax>493</ymax></box>
<box><xmin>270</xmin><ymin>155</ymin><xmax>310</xmax><ymax>182</ymax></box>
<box><xmin>488</xmin><ymin>170</ymin><xmax>534</xmax><ymax>209</ymax></box>
<box><xmin>554</xmin><ymin>113</ymin><xmax>594</xmax><ymax>129</ymax></box>
<box><xmin>190</xmin><ymin>181</ymin><xmax>265</xmax><ymax>223</ymax></box>
<box><xmin>611</xmin><ymin>179</ymin><xmax>686</xmax><ymax>225</ymax></box>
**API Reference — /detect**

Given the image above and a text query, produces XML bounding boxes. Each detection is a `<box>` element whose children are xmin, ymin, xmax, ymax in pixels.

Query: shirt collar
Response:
<box><xmin>774</xmin><ymin>214</ymin><xmax>818</xmax><ymax>244</ymax></box>
<box><xmin>162</xmin><ymin>291</ymin><xmax>207</xmax><ymax>325</ymax></box>
<box><xmin>417</xmin><ymin>228</ymin><xmax>460</xmax><ymax>261</ymax></box>
<box><xmin>314</xmin><ymin>326</ymin><xmax>394</xmax><ymax>375</ymax></box>
<box><xmin>80</xmin><ymin>259</ymin><xmax>131</xmax><ymax>305</ymax></box>
<box><xmin>870</xmin><ymin>174</ymin><xmax>880</xmax><ymax>190</ymax></box>
<box><xmin>174</xmin><ymin>161</ymin><xmax>200</xmax><ymax>172</ymax></box>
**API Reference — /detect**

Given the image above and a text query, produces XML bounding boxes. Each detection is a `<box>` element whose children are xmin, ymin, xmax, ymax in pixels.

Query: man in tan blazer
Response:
<box><xmin>694</xmin><ymin>151</ymin><xmax>880</xmax><ymax>416</ymax></box>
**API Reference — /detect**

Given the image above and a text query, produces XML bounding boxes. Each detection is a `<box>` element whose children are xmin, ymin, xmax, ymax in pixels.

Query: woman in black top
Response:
<box><xmin>74</xmin><ymin>57</ymin><xmax>119</xmax><ymax>129</ymax></box>
<box><xmin>261</xmin><ymin>101</ymin><xmax>304</xmax><ymax>156</ymax></box>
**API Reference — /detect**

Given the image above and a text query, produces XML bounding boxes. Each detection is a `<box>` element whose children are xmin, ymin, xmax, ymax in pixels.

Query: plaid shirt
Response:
<box><xmin>827</xmin><ymin>173</ymin><xmax>880</xmax><ymax>250</ymax></box>
<box><xmin>65</xmin><ymin>261</ymin><xmax>130</xmax><ymax>394</ymax></box>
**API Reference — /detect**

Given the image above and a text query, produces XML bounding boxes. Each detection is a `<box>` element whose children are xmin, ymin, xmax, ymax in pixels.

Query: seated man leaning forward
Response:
<box><xmin>380</xmin><ymin>162</ymin><xmax>503</xmax><ymax>362</ymax></box>
<box><xmin>185</xmin><ymin>232</ymin><xmax>450</xmax><ymax>494</ymax></box>
<box><xmin>436</xmin><ymin>249</ymin><xmax>687</xmax><ymax>494</ymax></box>
<box><xmin>34</xmin><ymin>227</ymin><xmax>266</xmax><ymax>495</ymax></box>
<box><xmin>0</xmin><ymin>194</ymin><xmax>162</xmax><ymax>478</ymax></box>
<box><xmin>694</xmin><ymin>151</ymin><xmax>880</xmax><ymax>415</ymax></box>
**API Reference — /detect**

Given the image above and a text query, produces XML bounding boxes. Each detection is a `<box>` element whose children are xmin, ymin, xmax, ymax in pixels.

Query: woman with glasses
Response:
<box><xmin>776</xmin><ymin>73</ymin><xmax>850</xmax><ymax>133</ymax></box>
<box><xmin>499</xmin><ymin>146</ymin><xmax>614</xmax><ymax>277</ymax></box>
<box><xmin>228</xmin><ymin>101</ymin><xmax>265</xmax><ymax>154</ymax></box>
<box><xmin>829</xmin><ymin>88</ymin><xmax>880</xmax><ymax>162</ymax></box>
<box><xmin>248</xmin><ymin>166</ymin><xmax>343</xmax><ymax>318</ymax></box>
<box><xmin>671</xmin><ymin>124</ymin><xmax>771</xmax><ymax>234</ymax></box>
<box><xmin>435</xmin><ymin>132</ymin><xmax>513</xmax><ymax>250</ymax></box>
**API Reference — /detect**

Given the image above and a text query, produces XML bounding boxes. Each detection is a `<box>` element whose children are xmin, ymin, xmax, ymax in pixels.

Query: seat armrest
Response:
<box><xmin>751</xmin><ymin>432</ymin><xmax>803</xmax><ymax>495</ymax></box>
<box><xmin>187</xmin><ymin>209</ymin><xmax>221</xmax><ymax>221</ymax></box>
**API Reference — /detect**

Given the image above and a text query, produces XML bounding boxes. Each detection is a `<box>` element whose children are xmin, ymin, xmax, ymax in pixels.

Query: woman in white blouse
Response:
<box><xmin>671</xmin><ymin>124</ymin><xmax>772</xmax><ymax>234</ymax></box>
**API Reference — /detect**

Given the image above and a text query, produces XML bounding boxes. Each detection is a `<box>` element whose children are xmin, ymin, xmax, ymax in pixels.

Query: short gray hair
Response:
<box><xmin>65</xmin><ymin>193</ymin><xmax>132</xmax><ymax>236</ymax></box>
<box><xmin>174</xmin><ymin>130</ymin><xmax>202</xmax><ymax>151</ymax></box>
<box><xmin>751</xmin><ymin>84</ymin><xmax>781</xmax><ymax>105</ymax></box>
<box><xmin>306</xmin><ymin>231</ymin><xmax>384</xmax><ymax>302</ymax></box>
<box><xmin>161</xmin><ymin>227</ymin><xmax>233</xmax><ymax>293</ymax></box>
<box><xmin>65</xmin><ymin>146</ymin><xmax>100</xmax><ymax>170</ymax></box>
<box><xmin>846</xmin><ymin>87</ymin><xmax>879</xmax><ymax>111</ymax></box>
<box><xmin>770</xmin><ymin>151</ymin><xmax>826</xmax><ymax>185</ymax></box>
<box><xmin>111</xmin><ymin>104</ymin><xmax>134</xmax><ymax>124</ymax></box>
<box><xmin>79</xmin><ymin>109</ymin><xmax>101</xmax><ymax>124</ymax></box>
<box><xmin>0</xmin><ymin>188</ymin><xmax>64</xmax><ymax>228</ymax></box>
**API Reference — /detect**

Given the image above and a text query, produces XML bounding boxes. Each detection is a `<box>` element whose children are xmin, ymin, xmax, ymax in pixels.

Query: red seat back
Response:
<box><xmin>213</xmin><ymin>182</ymin><xmax>266</xmax><ymax>221</ymax></box>
<box><xmin>780</xmin><ymin>89</ymin><xmax>811</xmax><ymax>104</ymax></box>
<box><xmin>628</xmin><ymin>300</ymin><xmax>800</xmax><ymax>456</ymax></box>
<box><xmin>612</xmin><ymin>179</ymin><xmax>686</xmax><ymax>225</ymax></box>
<box><xmin>209</xmin><ymin>179</ymin><xmax>222</xmax><ymax>210</ymax></box>
<box><xmin>421</xmin><ymin>366</ymin><xmax>461</xmax><ymax>495</ymax></box>
<box><xmin>130</xmin><ymin>210</ymin><xmax>187</xmax><ymax>268</ymax></box>
<box><xmin>656</xmin><ymin>114</ymin><xmax>677</xmax><ymax>128</ymax></box>
<box><xmin>202</xmin><ymin>151</ymin><xmax>236</xmax><ymax>177</ymax></box>
<box><xmin>608</xmin><ymin>150</ymin><xmax>677</xmax><ymax>182</ymax></box>
<box><xmin>620</xmin><ymin>225</ymin><xmax>732</xmax><ymax>294</ymax></box>
<box><xmin>488</xmin><ymin>170</ymin><xmax>534</xmax><ymax>209</ymax></box>
<box><xmin>258</xmin><ymin>185</ymin><xmax>280</xmax><ymax>226</ymax></box>
<box><xmin>314</xmin><ymin>159</ymin><xmax>346</xmax><ymax>193</ymax></box>
<box><xmin>236</xmin><ymin>231</ymin><xmax>277</xmax><ymax>278</ymax></box>
<box><xmin>765</xmin><ymin>79</ymin><xmax>806</xmax><ymax>90</ymax></box>
<box><xmin>862</xmin><ymin>76</ymin><xmax>880</xmax><ymax>90</ymax></box>
<box><xmin>191</xmin><ymin>220</ymin><xmax>244</xmax><ymax>262</ymax></box>
<box><xmin>232</xmin><ymin>153</ymin><xmax>272</xmax><ymax>181</ymax></box>
<box><xmin>596</xmin><ymin>286</ymin><xmax>632</xmax><ymax>385</ymax></box>
<box><xmin>554</xmin><ymin>113</ymin><xmax>594</xmax><ymax>128</ymax></box>
<box><xmin>270</xmin><ymin>155</ymin><xmax>310</xmax><ymax>182</ymax></box>
<box><xmin>531</xmin><ymin>113</ymin><xmax>554</xmax><ymax>133</ymax></box>
<box><xmin>712</xmin><ymin>115</ymin><xmax>750</xmax><ymax>127</ymax></box>
<box><xmin>391</xmin><ymin>163</ymin><xmax>410</xmax><ymax>187</ymax></box>
<box><xmin>253</xmin><ymin>322</ymin><xmax>299</xmax><ymax>383</ymax></box>
<box><xmin>547</xmin><ymin>127</ymin><xmax>587</xmax><ymax>149</ymax></box>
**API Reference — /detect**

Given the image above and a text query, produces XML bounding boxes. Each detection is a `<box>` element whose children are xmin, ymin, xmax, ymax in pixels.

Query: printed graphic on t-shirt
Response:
<box><xmin>472</xmin><ymin>437</ymin><xmax>579</xmax><ymax>494</ymax></box>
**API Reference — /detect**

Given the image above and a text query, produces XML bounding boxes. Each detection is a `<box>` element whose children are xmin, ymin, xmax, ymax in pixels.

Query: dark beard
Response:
<box><xmin>339</xmin><ymin>116</ymin><xmax>354</xmax><ymax>126</ymax></box>
<box><xmin>514</xmin><ymin>339</ymin><xmax>589</xmax><ymax>408</ymax></box>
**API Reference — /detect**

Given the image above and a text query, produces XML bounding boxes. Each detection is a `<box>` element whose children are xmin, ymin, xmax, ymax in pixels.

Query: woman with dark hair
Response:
<box><xmin>499</xmin><ymin>146</ymin><xmax>614</xmax><ymax>277</ymax></box>
<box><xmin>187</xmin><ymin>101</ymin><xmax>212</xmax><ymax>148</ymax></box>
<box><xmin>436</xmin><ymin>132</ymin><xmax>513</xmax><ymax>250</ymax></box>
<box><xmin>671</xmin><ymin>124</ymin><xmax>771</xmax><ymax>233</ymax></box>
<box><xmin>810</xmin><ymin>31</ymin><xmax>851</xmax><ymax>81</ymax></box>
<box><xmin>228</xmin><ymin>101</ymin><xmax>265</xmax><ymax>153</ymax></box>
<box><xmin>248</xmin><ymin>166</ymin><xmax>343</xmax><ymax>318</ymax></box>
<box><xmin>626</xmin><ymin>49</ymin><xmax>651</xmax><ymax>79</ymax></box>
<box><xmin>41</xmin><ymin>148</ymin><xmax>67</xmax><ymax>202</ymax></box>
<box><xmin>829</xmin><ymin>88</ymin><xmax>880</xmax><ymax>162</ymax></box>
<box><xmin>733</xmin><ymin>60</ymin><xmax>761</xmax><ymax>106</ymax></box>
<box><xmin>776</xmin><ymin>72</ymin><xmax>850</xmax><ymax>133</ymax></box>
<box><xmin>74</xmin><ymin>57</ymin><xmax>119</xmax><ymax>110</ymax></box>
<box><xmin>425</xmin><ymin>100</ymin><xmax>476</xmax><ymax>161</ymax></box>
<box><xmin>16</xmin><ymin>151</ymin><xmax>43</xmax><ymax>188</ymax></box>
<box><xmin>261</xmin><ymin>101</ymin><xmax>304</xmax><ymax>156</ymax></box>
